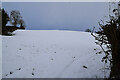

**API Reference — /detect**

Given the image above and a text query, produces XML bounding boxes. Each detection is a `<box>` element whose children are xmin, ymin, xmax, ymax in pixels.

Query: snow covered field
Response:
<box><xmin>2</xmin><ymin>30</ymin><xmax>110</xmax><ymax>78</ymax></box>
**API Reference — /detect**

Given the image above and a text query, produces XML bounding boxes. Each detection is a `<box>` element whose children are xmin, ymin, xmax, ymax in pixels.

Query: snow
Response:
<box><xmin>2</xmin><ymin>30</ymin><xmax>110</xmax><ymax>78</ymax></box>
<box><xmin>6</xmin><ymin>21</ymin><xmax>13</xmax><ymax>26</ymax></box>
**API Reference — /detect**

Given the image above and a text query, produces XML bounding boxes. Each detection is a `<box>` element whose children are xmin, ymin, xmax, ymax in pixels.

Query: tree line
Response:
<box><xmin>1</xmin><ymin>8</ymin><xmax>25</xmax><ymax>35</ymax></box>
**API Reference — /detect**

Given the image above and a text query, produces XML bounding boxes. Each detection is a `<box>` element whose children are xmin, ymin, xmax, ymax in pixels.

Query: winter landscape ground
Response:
<box><xmin>2</xmin><ymin>30</ymin><xmax>110</xmax><ymax>78</ymax></box>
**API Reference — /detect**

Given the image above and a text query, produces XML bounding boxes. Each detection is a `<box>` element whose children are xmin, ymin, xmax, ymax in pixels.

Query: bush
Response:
<box><xmin>85</xmin><ymin>29</ymin><xmax>91</xmax><ymax>32</ymax></box>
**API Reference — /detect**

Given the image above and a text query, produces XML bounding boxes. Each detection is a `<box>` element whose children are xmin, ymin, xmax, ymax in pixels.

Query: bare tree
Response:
<box><xmin>10</xmin><ymin>10</ymin><xmax>22</xmax><ymax>27</ymax></box>
<box><xmin>91</xmin><ymin>2</ymin><xmax>120</xmax><ymax>79</ymax></box>
<box><xmin>19</xmin><ymin>19</ymin><xmax>26</xmax><ymax>29</ymax></box>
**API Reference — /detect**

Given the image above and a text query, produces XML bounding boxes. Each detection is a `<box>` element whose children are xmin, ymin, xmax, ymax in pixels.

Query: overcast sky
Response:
<box><xmin>3</xmin><ymin>2</ymin><xmax>109</xmax><ymax>31</ymax></box>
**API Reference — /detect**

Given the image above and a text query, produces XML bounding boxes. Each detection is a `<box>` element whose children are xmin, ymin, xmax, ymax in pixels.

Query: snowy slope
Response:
<box><xmin>2</xmin><ymin>30</ymin><xmax>110</xmax><ymax>78</ymax></box>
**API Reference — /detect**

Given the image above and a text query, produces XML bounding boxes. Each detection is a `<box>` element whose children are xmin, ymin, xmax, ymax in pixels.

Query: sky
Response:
<box><xmin>2</xmin><ymin>2</ymin><xmax>109</xmax><ymax>31</ymax></box>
